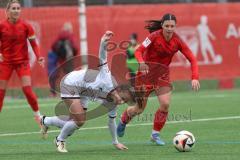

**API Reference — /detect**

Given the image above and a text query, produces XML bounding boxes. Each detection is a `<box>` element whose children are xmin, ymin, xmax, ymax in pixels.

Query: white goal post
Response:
<box><xmin>78</xmin><ymin>0</ymin><xmax>88</xmax><ymax>66</ymax></box>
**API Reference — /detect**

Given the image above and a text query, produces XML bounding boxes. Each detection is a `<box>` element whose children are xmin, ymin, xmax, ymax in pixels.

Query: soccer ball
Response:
<box><xmin>173</xmin><ymin>130</ymin><xmax>195</xmax><ymax>152</ymax></box>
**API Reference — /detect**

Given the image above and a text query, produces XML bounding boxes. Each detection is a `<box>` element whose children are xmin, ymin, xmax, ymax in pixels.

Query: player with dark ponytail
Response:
<box><xmin>117</xmin><ymin>13</ymin><xmax>200</xmax><ymax>146</ymax></box>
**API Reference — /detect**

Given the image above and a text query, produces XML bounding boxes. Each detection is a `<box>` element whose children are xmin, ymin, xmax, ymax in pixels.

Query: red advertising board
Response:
<box><xmin>0</xmin><ymin>3</ymin><xmax>239</xmax><ymax>87</ymax></box>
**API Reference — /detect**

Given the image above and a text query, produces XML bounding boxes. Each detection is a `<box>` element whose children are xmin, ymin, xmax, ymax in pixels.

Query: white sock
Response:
<box><xmin>108</xmin><ymin>117</ymin><xmax>119</xmax><ymax>145</ymax></box>
<box><xmin>152</xmin><ymin>130</ymin><xmax>160</xmax><ymax>135</ymax></box>
<box><xmin>34</xmin><ymin>111</ymin><xmax>41</xmax><ymax>116</ymax></box>
<box><xmin>57</xmin><ymin>120</ymin><xmax>79</xmax><ymax>141</ymax></box>
<box><xmin>44</xmin><ymin>116</ymin><xmax>69</xmax><ymax>128</ymax></box>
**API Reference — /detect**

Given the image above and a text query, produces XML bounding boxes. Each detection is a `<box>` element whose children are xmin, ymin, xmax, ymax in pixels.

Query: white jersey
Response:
<box><xmin>59</xmin><ymin>35</ymin><xmax>120</xmax><ymax>145</ymax></box>
<box><xmin>60</xmin><ymin>39</ymin><xmax>117</xmax><ymax>113</ymax></box>
<box><xmin>60</xmin><ymin>64</ymin><xmax>116</xmax><ymax>100</ymax></box>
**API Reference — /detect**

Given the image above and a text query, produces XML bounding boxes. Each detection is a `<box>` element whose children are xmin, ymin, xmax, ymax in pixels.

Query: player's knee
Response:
<box><xmin>75</xmin><ymin>120</ymin><xmax>85</xmax><ymax>127</ymax></box>
<box><xmin>131</xmin><ymin>107</ymin><xmax>144</xmax><ymax>115</ymax></box>
<box><xmin>128</xmin><ymin>106</ymin><xmax>143</xmax><ymax>116</ymax></box>
<box><xmin>71</xmin><ymin>113</ymin><xmax>86</xmax><ymax>127</ymax></box>
<box><xmin>160</xmin><ymin>103</ymin><xmax>170</xmax><ymax>112</ymax></box>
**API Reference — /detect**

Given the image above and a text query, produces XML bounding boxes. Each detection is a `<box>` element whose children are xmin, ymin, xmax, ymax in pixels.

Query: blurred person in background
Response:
<box><xmin>117</xmin><ymin>13</ymin><xmax>200</xmax><ymax>145</ymax></box>
<box><xmin>126</xmin><ymin>33</ymin><xmax>139</xmax><ymax>85</ymax></box>
<box><xmin>0</xmin><ymin>0</ymin><xmax>45</xmax><ymax>126</ymax></box>
<box><xmin>47</xmin><ymin>22</ymin><xmax>78</xmax><ymax>97</ymax></box>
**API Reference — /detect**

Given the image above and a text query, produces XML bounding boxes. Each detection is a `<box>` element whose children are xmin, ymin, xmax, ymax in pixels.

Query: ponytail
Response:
<box><xmin>145</xmin><ymin>13</ymin><xmax>177</xmax><ymax>33</ymax></box>
<box><xmin>145</xmin><ymin>20</ymin><xmax>163</xmax><ymax>33</ymax></box>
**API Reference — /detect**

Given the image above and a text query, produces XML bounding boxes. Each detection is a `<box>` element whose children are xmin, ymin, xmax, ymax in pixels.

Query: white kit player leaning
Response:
<box><xmin>40</xmin><ymin>31</ymin><xmax>136</xmax><ymax>153</ymax></box>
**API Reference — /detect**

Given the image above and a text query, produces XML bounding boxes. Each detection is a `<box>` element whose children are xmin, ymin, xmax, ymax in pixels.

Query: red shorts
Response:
<box><xmin>135</xmin><ymin>68</ymin><xmax>172</xmax><ymax>97</ymax></box>
<box><xmin>0</xmin><ymin>62</ymin><xmax>31</xmax><ymax>80</ymax></box>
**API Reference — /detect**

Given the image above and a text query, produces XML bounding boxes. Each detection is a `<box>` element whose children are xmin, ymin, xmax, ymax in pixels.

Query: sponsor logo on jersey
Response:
<box><xmin>142</xmin><ymin>37</ymin><xmax>151</xmax><ymax>47</ymax></box>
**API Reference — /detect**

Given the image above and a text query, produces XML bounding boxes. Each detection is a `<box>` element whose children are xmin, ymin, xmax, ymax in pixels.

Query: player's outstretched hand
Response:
<box><xmin>101</xmin><ymin>31</ymin><xmax>114</xmax><ymax>42</ymax></box>
<box><xmin>0</xmin><ymin>53</ymin><xmax>3</xmax><ymax>62</ymax></box>
<box><xmin>191</xmin><ymin>79</ymin><xmax>200</xmax><ymax>91</ymax></box>
<box><xmin>114</xmin><ymin>143</ymin><xmax>128</xmax><ymax>150</ymax></box>
<box><xmin>38</xmin><ymin>57</ymin><xmax>45</xmax><ymax>68</ymax></box>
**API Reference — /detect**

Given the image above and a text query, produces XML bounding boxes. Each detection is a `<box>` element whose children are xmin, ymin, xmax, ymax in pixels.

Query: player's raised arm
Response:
<box><xmin>99</xmin><ymin>31</ymin><xmax>114</xmax><ymax>65</ymax></box>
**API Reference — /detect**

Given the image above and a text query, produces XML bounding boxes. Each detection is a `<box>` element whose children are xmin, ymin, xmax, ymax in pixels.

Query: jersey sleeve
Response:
<box><xmin>135</xmin><ymin>32</ymin><xmax>156</xmax><ymax>63</ymax></box>
<box><xmin>177</xmin><ymin>36</ymin><xmax>199</xmax><ymax>80</ymax></box>
<box><xmin>0</xmin><ymin>23</ymin><xmax>3</xmax><ymax>43</ymax></box>
<box><xmin>0</xmin><ymin>24</ymin><xmax>2</xmax><ymax>50</ymax></box>
<box><xmin>99</xmin><ymin>39</ymin><xmax>107</xmax><ymax>65</ymax></box>
<box><xmin>26</xmin><ymin>23</ymin><xmax>36</xmax><ymax>40</ymax></box>
<box><xmin>98</xmin><ymin>38</ymin><xmax>113</xmax><ymax>80</ymax></box>
<box><xmin>0</xmin><ymin>23</ymin><xmax>4</xmax><ymax>54</ymax></box>
<box><xmin>25</xmin><ymin>23</ymin><xmax>41</xmax><ymax>58</ymax></box>
<box><xmin>0</xmin><ymin>23</ymin><xmax>2</xmax><ymax>39</ymax></box>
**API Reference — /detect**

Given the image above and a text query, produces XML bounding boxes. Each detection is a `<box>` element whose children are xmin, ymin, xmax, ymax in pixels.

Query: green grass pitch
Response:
<box><xmin>0</xmin><ymin>89</ymin><xmax>240</xmax><ymax>160</ymax></box>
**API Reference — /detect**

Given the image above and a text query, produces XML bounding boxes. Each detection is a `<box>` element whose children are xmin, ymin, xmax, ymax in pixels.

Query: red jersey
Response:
<box><xmin>0</xmin><ymin>19</ymin><xmax>38</xmax><ymax>64</ymax></box>
<box><xmin>135</xmin><ymin>30</ymin><xmax>199</xmax><ymax>80</ymax></box>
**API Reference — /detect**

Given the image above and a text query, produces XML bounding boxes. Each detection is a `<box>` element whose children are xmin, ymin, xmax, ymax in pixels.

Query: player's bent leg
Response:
<box><xmin>117</xmin><ymin>120</ymin><xmax>126</xmax><ymax>138</ymax></box>
<box><xmin>117</xmin><ymin>105</ymin><xmax>145</xmax><ymax>137</ymax></box>
<box><xmin>66</xmin><ymin>99</ymin><xmax>86</xmax><ymax>127</ymax></box>
<box><xmin>151</xmin><ymin>90</ymin><xmax>171</xmax><ymax>146</ymax></box>
<box><xmin>42</xmin><ymin>115</ymin><xmax>69</xmax><ymax>128</ymax></box>
<box><xmin>117</xmin><ymin>107</ymin><xmax>134</xmax><ymax>137</ymax></box>
<box><xmin>55</xmin><ymin>99</ymin><xmax>86</xmax><ymax>153</ymax></box>
<box><xmin>40</xmin><ymin>115</ymin><xmax>70</xmax><ymax>139</ymax></box>
<box><xmin>117</xmin><ymin>90</ymin><xmax>149</xmax><ymax>138</ymax></box>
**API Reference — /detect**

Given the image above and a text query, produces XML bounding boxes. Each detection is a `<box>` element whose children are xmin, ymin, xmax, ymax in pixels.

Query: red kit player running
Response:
<box><xmin>0</xmin><ymin>0</ymin><xmax>44</xmax><ymax>125</ymax></box>
<box><xmin>117</xmin><ymin>13</ymin><xmax>200</xmax><ymax>145</ymax></box>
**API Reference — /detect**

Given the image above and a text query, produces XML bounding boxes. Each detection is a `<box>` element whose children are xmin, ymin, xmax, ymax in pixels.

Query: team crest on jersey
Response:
<box><xmin>142</xmin><ymin>37</ymin><xmax>151</xmax><ymax>47</ymax></box>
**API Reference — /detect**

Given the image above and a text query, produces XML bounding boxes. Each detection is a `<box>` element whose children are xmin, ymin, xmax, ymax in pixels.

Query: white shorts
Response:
<box><xmin>60</xmin><ymin>77</ymin><xmax>89</xmax><ymax>109</ymax></box>
<box><xmin>59</xmin><ymin>68</ymin><xmax>117</xmax><ymax>116</ymax></box>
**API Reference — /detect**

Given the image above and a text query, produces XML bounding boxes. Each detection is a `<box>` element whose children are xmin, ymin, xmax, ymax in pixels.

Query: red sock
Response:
<box><xmin>22</xmin><ymin>86</ymin><xmax>39</xmax><ymax>112</ymax></box>
<box><xmin>0</xmin><ymin>89</ymin><xmax>6</xmax><ymax>112</ymax></box>
<box><xmin>153</xmin><ymin>108</ymin><xmax>168</xmax><ymax>132</ymax></box>
<box><xmin>121</xmin><ymin>110</ymin><xmax>132</xmax><ymax>124</ymax></box>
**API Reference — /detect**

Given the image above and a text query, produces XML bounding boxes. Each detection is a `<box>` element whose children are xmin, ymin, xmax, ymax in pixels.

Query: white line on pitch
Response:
<box><xmin>3</xmin><ymin>103</ymin><xmax>56</xmax><ymax>109</ymax></box>
<box><xmin>0</xmin><ymin>116</ymin><xmax>240</xmax><ymax>137</ymax></box>
<box><xmin>3</xmin><ymin>93</ymin><xmax>236</xmax><ymax>110</ymax></box>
